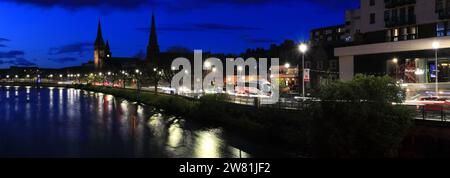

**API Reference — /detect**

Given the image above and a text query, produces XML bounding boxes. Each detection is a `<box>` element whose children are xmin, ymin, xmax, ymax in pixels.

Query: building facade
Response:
<box><xmin>333</xmin><ymin>0</ymin><xmax>450</xmax><ymax>90</ymax></box>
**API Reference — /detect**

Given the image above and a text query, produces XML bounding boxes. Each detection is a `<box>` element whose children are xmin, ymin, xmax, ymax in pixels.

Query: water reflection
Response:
<box><xmin>0</xmin><ymin>86</ymin><xmax>282</xmax><ymax>158</ymax></box>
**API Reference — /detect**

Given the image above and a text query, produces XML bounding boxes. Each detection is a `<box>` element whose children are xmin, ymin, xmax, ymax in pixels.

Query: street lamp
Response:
<box><xmin>299</xmin><ymin>43</ymin><xmax>308</xmax><ymax>97</ymax></box>
<box><xmin>284</xmin><ymin>63</ymin><xmax>290</xmax><ymax>69</ymax></box>
<box><xmin>433</xmin><ymin>41</ymin><xmax>440</xmax><ymax>96</ymax></box>
<box><xmin>393</xmin><ymin>58</ymin><xmax>398</xmax><ymax>81</ymax></box>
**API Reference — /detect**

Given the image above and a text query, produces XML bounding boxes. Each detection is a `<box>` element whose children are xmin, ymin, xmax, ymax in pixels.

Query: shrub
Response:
<box><xmin>311</xmin><ymin>75</ymin><xmax>414</xmax><ymax>157</ymax></box>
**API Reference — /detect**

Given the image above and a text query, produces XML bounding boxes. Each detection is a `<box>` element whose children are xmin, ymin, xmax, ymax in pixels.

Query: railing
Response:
<box><xmin>385</xmin><ymin>0</ymin><xmax>416</xmax><ymax>9</ymax></box>
<box><xmin>406</xmin><ymin>104</ymin><xmax>450</xmax><ymax>123</ymax></box>
<box><xmin>385</xmin><ymin>15</ymin><xmax>416</xmax><ymax>28</ymax></box>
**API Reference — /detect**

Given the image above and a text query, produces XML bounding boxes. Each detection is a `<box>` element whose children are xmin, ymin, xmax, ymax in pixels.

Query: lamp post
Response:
<box><xmin>433</xmin><ymin>41</ymin><xmax>440</xmax><ymax>97</ymax></box>
<box><xmin>299</xmin><ymin>43</ymin><xmax>308</xmax><ymax>97</ymax></box>
<box><xmin>393</xmin><ymin>58</ymin><xmax>398</xmax><ymax>81</ymax></box>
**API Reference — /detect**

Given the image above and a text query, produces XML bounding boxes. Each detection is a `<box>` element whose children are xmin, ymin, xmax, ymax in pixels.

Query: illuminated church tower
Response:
<box><xmin>146</xmin><ymin>13</ymin><xmax>160</xmax><ymax>62</ymax></box>
<box><xmin>94</xmin><ymin>20</ymin><xmax>110</xmax><ymax>69</ymax></box>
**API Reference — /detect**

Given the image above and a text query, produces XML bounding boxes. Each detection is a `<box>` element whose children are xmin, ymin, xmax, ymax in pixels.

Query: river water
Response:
<box><xmin>0</xmin><ymin>86</ymin><xmax>289</xmax><ymax>158</ymax></box>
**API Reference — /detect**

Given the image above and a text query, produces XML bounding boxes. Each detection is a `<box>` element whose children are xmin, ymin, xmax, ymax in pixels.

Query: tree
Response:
<box><xmin>311</xmin><ymin>75</ymin><xmax>414</xmax><ymax>158</ymax></box>
<box><xmin>143</xmin><ymin>63</ymin><xmax>163</xmax><ymax>95</ymax></box>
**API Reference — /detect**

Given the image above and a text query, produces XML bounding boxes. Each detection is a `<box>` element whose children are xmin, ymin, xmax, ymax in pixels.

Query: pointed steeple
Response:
<box><xmin>105</xmin><ymin>40</ymin><xmax>110</xmax><ymax>51</ymax></box>
<box><xmin>105</xmin><ymin>40</ymin><xmax>112</xmax><ymax>58</ymax></box>
<box><xmin>95</xmin><ymin>20</ymin><xmax>105</xmax><ymax>49</ymax></box>
<box><xmin>147</xmin><ymin>12</ymin><xmax>160</xmax><ymax>61</ymax></box>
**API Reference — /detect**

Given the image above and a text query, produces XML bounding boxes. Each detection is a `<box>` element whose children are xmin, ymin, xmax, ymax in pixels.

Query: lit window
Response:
<box><xmin>393</xmin><ymin>29</ymin><xmax>399</xmax><ymax>41</ymax></box>
<box><xmin>437</xmin><ymin>22</ymin><xmax>445</xmax><ymax>37</ymax></box>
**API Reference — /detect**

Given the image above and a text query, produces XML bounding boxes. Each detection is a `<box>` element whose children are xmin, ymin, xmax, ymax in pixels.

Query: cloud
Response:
<box><xmin>49</xmin><ymin>42</ymin><xmax>92</xmax><ymax>56</ymax></box>
<box><xmin>0</xmin><ymin>58</ymin><xmax>36</xmax><ymax>67</ymax></box>
<box><xmin>241</xmin><ymin>36</ymin><xmax>278</xmax><ymax>44</ymax></box>
<box><xmin>4</xmin><ymin>0</ymin><xmax>154</xmax><ymax>10</ymax></box>
<box><xmin>0</xmin><ymin>38</ymin><xmax>10</xmax><ymax>48</ymax></box>
<box><xmin>5</xmin><ymin>0</ymin><xmax>358</xmax><ymax>12</ymax></box>
<box><xmin>0</xmin><ymin>38</ymin><xmax>10</xmax><ymax>42</ymax></box>
<box><xmin>0</xmin><ymin>50</ymin><xmax>35</xmax><ymax>66</ymax></box>
<box><xmin>8</xmin><ymin>58</ymin><xmax>36</xmax><ymax>66</ymax></box>
<box><xmin>0</xmin><ymin>50</ymin><xmax>25</xmax><ymax>59</ymax></box>
<box><xmin>138</xmin><ymin>23</ymin><xmax>261</xmax><ymax>33</ymax></box>
<box><xmin>48</xmin><ymin>57</ymin><xmax>79</xmax><ymax>63</ymax></box>
<box><xmin>162</xmin><ymin>0</ymin><xmax>357</xmax><ymax>12</ymax></box>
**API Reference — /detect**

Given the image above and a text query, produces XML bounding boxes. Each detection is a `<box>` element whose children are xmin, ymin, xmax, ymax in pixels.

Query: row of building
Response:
<box><xmin>1</xmin><ymin>0</ymin><xmax>449</xmax><ymax>95</ymax></box>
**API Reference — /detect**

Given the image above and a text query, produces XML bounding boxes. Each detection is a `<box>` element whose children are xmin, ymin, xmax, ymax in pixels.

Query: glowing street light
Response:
<box><xmin>135</xmin><ymin>69</ymin><xmax>140</xmax><ymax>74</ymax></box>
<box><xmin>392</xmin><ymin>58</ymin><xmax>398</xmax><ymax>64</ymax></box>
<box><xmin>393</xmin><ymin>58</ymin><xmax>399</xmax><ymax>81</ymax></box>
<box><xmin>433</xmin><ymin>41</ymin><xmax>440</xmax><ymax>50</ymax></box>
<box><xmin>299</xmin><ymin>43</ymin><xmax>308</xmax><ymax>53</ymax></box>
<box><xmin>284</xmin><ymin>63</ymin><xmax>291</xmax><ymax>69</ymax></box>
<box><xmin>298</xmin><ymin>43</ymin><xmax>308</xmax><ymax>97</ymax></box>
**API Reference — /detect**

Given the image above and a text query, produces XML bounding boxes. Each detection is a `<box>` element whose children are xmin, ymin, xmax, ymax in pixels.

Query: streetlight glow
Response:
<box><xmin>393</xmin><ymin>58</ymin><xmax>398</xmax><ymax>64</ymax></box>
<box><xmin>299</xmin><ymin>43</ymin><xmax>308</xmax><ymax>97</ymax></box>
<box><xmin>299</xmin><ymin>43</ymin><xmax>308</xmax><ymax>53</ymax></box>
<box><xmin>284</xmin><ymin>63</ymin><xmax>290</xmax><ymax>69</ymax></box>
<box><xmin>433</xmin><ymin>41</ymin><xmax>440</xmax><ymax>49</ymax></box>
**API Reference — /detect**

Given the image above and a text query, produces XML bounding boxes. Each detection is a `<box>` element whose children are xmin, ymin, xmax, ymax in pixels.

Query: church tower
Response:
<box><xmin>105</xmin><ymin>40</ymin><xmax>112</xmax><ymax>59</ymax></box>
<box><xmin>146</xmin><ymin>13</ymin><xmax>160</xmax><ymax>62</ymax></box>
<box><xmin>94</xmin><ymin>20</ymin><xmax>106</xmax><ymax>69</ymax></box>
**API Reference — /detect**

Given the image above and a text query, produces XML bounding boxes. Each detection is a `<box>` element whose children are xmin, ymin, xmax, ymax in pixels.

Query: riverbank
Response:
<box><xmin>72</xmin><ymin>84</ymin><xmax>311</xmax><ymax>156</ymax></box>
<box><xmin>0</xmin><ymin>82</ymin><xmax>72</xmax><ymax>88</ymax></box>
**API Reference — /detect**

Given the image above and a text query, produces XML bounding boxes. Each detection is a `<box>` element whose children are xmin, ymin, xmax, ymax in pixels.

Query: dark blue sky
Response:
<box><xmin>0</xmin><ymin>0</ymin><xmax>358</xmax><ymax>68</ymax></box>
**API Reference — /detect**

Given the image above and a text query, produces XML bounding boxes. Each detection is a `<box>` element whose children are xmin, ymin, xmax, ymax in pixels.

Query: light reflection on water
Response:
<box><xmin>0</xmin><ymin>86</ymin><xmax>282</xmax><ymax>158</ymax></box>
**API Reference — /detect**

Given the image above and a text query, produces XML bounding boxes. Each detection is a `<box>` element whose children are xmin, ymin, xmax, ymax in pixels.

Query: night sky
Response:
<box><xmin>0</xmin><ymin>0</ymin><xmax>358</xmax><ymax>68</ymax></box>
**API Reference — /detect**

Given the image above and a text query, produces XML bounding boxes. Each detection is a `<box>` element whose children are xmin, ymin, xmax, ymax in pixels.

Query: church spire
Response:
<box><xmin>95</xmin><ymin>20</ymin><xmax>105</xmax><ymax>48</ymax></box>
<box><xmin>105</xmin><ymin>40</ymin><xmax>112</xmax><ymax>58</ymax></box>
<box><xmin>147</xmin><ymin>12</ymin><xmax>160</xmax><ymax>61</ymax></box>
<box><xmin>94</xmin><ymin>19</ymin><xmax>106</xmax><ymax>70</ymax></box>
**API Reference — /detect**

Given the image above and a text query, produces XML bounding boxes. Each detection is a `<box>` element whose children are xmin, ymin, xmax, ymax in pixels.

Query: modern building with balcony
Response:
<box><xmin>333</xmin><ymin>0</ymin><xmax>450</xmax><ymax>93</ymax></box>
